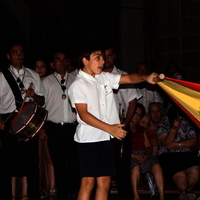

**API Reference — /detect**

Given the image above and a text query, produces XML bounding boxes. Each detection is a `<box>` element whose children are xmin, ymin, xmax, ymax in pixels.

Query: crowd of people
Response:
<box><xmin>0</xmin><ymin>43</ymin><xmax>199</xmax><ymax>200</ymax></box>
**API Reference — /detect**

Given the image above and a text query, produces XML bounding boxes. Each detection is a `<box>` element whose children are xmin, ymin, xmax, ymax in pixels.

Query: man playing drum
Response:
<box><xmin>0</xmin><ymin>44</ymin><xmax>45</xmax><ymax>200</ymax></box>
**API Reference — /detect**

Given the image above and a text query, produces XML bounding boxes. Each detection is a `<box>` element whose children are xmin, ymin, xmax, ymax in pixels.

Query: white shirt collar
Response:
<box><xmin>53</xmin><ymin>71</ymin><xmax>68</xmax><ymax>79</ymax></box>
<box><xmin>79</xmin><ymin>69</ymin><xmax>96</xmax><ymax>81</ymax></box>
<box><xmin>9</xmin><ymin>65</ymin><xmax>25</xmax><ymax>75</ymax></box>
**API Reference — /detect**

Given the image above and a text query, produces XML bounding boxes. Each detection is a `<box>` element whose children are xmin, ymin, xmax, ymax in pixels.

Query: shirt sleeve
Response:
<box><xmin>127</xmin><ymin>88</ymin><xmax>142</xmax><ymax>102</ymax></box>
<box><xmin>34</xmin><ymin>72</ymin><xmax>45</xmax><ymax>96</ymax></box>
<box><xmin>68</xmin><ymin>80</ymin><xmax>87</xmax><ymax>108</ymax></box>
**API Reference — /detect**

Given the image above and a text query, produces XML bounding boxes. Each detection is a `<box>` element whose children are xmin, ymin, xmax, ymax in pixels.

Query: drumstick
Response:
<box><xmin>3</xmin><ymin>110</ymin><xmax>15</xmax><ymax>124</ymax></box>
<box><xmin>19</xmin><ymin>82</ymin><xmax>33</xmax><ymax>113</ymax></box>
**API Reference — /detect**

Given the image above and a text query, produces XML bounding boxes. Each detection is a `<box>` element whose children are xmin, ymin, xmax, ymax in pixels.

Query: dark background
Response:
<box><xmin>0</xmin><ymin>0</ymin><xmax>200</xmax><ymax>82</ymax></box>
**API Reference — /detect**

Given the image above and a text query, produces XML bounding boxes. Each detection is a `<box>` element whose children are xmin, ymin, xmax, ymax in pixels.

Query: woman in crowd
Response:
<box><xmin>157</xmin><ymin>103</ymin><xmax>199</xmax><ymax>200</ymax></box>
<box><xmin>139</xmin><ymin>113</ymin><xmax>150</xmax><ymax>130</ymax></box>
<box><xmin>34</xmin><ymin>59</ymin><xmax>51</xmax><ymax>80</ymax></box>
<box><xmin>34</xmin><ymin>59</ymin><xmax>56</xmax><ymax>199</ymax></box>
<box><xmin>129</xmin><ymin>103</ymin><xmax>165</xmax><ymax>200</ymax></box>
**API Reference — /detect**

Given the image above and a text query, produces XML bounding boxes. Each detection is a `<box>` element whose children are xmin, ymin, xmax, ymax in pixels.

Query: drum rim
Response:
<box><xmin>23</xmin><ymin>113</ymin><xmax>48</xmax><ymax>142</ymax></box>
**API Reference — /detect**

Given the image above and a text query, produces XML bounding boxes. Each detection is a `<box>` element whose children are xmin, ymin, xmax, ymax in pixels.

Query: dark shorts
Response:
<box><xmin>77</xmin><ymin>140</ymin><xmax>116</xmax><ymax>177</ymax></box>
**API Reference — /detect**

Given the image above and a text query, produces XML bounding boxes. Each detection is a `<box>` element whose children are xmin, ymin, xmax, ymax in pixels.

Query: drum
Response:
<box><xmin>10</xmin><ymin>102</ymin><xmax>48</xmax><ymax>141</ymax></box>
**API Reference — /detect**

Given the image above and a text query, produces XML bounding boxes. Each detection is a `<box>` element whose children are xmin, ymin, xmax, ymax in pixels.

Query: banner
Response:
<box><xmin>157</xmin><ymin>77</ymin><xmax>200</xmax><ymax>128</ymax></box>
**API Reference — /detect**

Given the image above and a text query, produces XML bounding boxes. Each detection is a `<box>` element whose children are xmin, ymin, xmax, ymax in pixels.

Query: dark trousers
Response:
<box><xmin>45</xmin><ymin>121</ymin><xmax>80</xmax><ymax>200</ymax></box>
<box><xmin>0</xmin><ymin>130</ymin><xmax>40</xmax><ymax>200</ymax></box>
<box><xmin>112</xmin><ymin>134</ymin><xmax>133</xmax><ymax>200</ymax></box>
<box><xmin>0</xmin><ymin>130</ymin><xmax>13</xmax><ymax>200</ymax></box>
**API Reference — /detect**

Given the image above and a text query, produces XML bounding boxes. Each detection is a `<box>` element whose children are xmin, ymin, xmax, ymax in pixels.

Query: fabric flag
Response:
<box><xmin>156</xmin><ymin>77</ymin><xmax>200</xmax><ymax>128</ymax></box>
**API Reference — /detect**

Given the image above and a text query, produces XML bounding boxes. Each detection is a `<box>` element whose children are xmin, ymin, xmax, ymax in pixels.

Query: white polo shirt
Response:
<box><xmin>111</xmin><ymin>66</ymin><xmax>142</xmax><ymax>116</ymax></box>
<box><xmin>43</xmin><ymin>72</ymin><xmax>76</xmax><ymax>123</ymax></box>
<box><xmin>68</xmin><ymin>69</ymin><xmax>121</xmax><ymax>143</ymax></box>
<box><xmin>0</xmin><ymin>66</ymin><xmax>44</xmax><ymax>114</ymax></box>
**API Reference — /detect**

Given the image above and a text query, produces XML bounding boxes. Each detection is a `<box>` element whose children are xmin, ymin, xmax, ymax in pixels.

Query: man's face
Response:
<box><xmin>149</xmin><ymin>104</ymin><xmax>161</xmax><ymax>123</ymax></box>
<box><xmin>7</xmin><ymin>45</ymin><xmax>24</xmax><ymax>68</ymax></box>
<box><xmin>51</xmin><ymin>52</ymin><xmax>69</xmax><ymax>74</ymax></box>
<box><xmin>104</xmin><ymin>48</ymin><xmax>116</xmax><ymax>69</ymax></box>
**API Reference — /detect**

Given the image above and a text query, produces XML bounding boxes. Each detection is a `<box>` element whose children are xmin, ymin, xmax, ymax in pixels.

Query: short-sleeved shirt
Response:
<box><xmin>0</xmin><ymin>66</ymin><xmax>44</xmax><ymax>114</ymax></box>
<box><xmin>157</xmin><ymin>116</ymin><xmax>197</xmax><ymax>155</ymax></box>
<box><xmin>42</xmin><ymin>72</ymin><xmax>76</xmax><ymax>123</ymax></box>
<box><xmin>110</xmin><ymin>66</ymin><xmax>142</xmax><ymax>116</ymax></box>
<box><xmin>68</xmin><ymin>70</ymin><xmax>121</xmax><ymax>143</ymax></box>
<box><xmin>137</xmin><ymin>84</ymin><xmax>163</xmax><ymax>112</ymax></box>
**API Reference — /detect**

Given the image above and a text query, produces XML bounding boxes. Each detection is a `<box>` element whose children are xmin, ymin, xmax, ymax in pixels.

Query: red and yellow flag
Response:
<box><xmin>157</xmin><ymin>77</ymin><xmax>200</xmax><ymax>128</ymax></box>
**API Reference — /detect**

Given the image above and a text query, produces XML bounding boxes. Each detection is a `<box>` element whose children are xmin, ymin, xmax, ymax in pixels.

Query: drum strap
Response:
<box><xmin>2</xmin><ymin>69</ymin><xmax>23</xmax><ymax>110</ymax></box>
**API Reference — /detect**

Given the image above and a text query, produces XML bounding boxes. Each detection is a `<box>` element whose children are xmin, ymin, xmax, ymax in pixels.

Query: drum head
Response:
<box><xmin>11</xmin><ymin>103</ymin><xmax>36</xmax><ymax>133</ymax></box>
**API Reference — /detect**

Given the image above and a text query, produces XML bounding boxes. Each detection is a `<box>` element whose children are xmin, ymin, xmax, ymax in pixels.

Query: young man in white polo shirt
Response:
<box><xmin>68</xmin><ymin>46</ymin><xmax>158</xmax><ymax>200</ymax></box>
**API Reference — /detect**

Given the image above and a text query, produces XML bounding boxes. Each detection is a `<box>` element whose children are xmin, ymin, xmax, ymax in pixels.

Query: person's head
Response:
<box><xmin>148</xmin><ymin>102</ymin><xmax>162</xmax><ymax>125</ymax></box>
<box><xmin>34</xmin><ymin>60</ymin><xmax>48</xmax><ymax>79</ymax></box>
<box><xmin>130</xmin><ymin>103</ymin><xmax>146</xmax><ymax>126</ymax></box>
<box><xmin>78</xmin><ymin>46</ymin><xmax>104</xmax><ymax>77</ymax></box>
<box><xmin>7</xmin><ymin>44</ymin><xmax>24</xmax><ymax>69</ymax></box>
<box><xmin>50</xmin><ymin>51</ymin><xmax>69</xmax><ymax>76</ymax></box>
<box><xmin>103</xmin><ymin>47</ymin><xmax>116</xmax><ymax>71</ymax></box>
<box><xmin>139</xmin><ymin>113</ymin><xmax>150</xmax><ymax>129</ymax></box>
<box><xmin>165</xmin><ymin>63</ymin><xmax>183</xmax><ymax>80</ymax></box>
<box><xmin>135</xmin><ymin>63</ymin><xmax>148</xmax><ymax>75</ymax></box>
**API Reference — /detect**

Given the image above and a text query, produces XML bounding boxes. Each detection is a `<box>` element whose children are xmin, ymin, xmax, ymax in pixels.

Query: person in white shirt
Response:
<box><xmin>135</xmin><ymin>63</ymin><xmax>163</xmax><ymax>112</ymax></box>
<box><xmin>103</xmin><ymin>47</ymin><xmax>142</xmax><ymax>200</ymax></box>
<box><xmin>68</xmin><ymin>45</ymin><xmax>158</xmax><ymax>200</ymax></box>
<box><xmin>42</xmin><ymin>51</ymin><xmax>79</xmax><ymax>200</ymax></box>
<box><xmin>0</xmin><ymin>44</ymin><xmax>45</xmax><ymax>200</ymax></box>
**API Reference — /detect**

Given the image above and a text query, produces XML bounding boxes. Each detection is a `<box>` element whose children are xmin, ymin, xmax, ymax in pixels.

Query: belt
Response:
<box><xmin>47</xmin><ymin>121</ymin><xmax>77</xmax><ymax>126</ymax></box>
<box><xmin>59</xmin><ymin>121</ymin><xmax>78</xmax><ymax>126</ymax></box>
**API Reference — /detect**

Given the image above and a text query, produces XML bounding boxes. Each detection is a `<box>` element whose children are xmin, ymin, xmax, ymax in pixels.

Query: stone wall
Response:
<box><xmin>144</xmin><ymin>0</ymin><xmax>200</xmax><ymax>83</ymax></box>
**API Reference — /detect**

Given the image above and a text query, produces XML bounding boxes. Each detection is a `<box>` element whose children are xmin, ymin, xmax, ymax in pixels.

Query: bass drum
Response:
<box><xmin>10</xmin><ymin>102</ymin><xmax>48</xmax><ymax>141</ymax></box>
